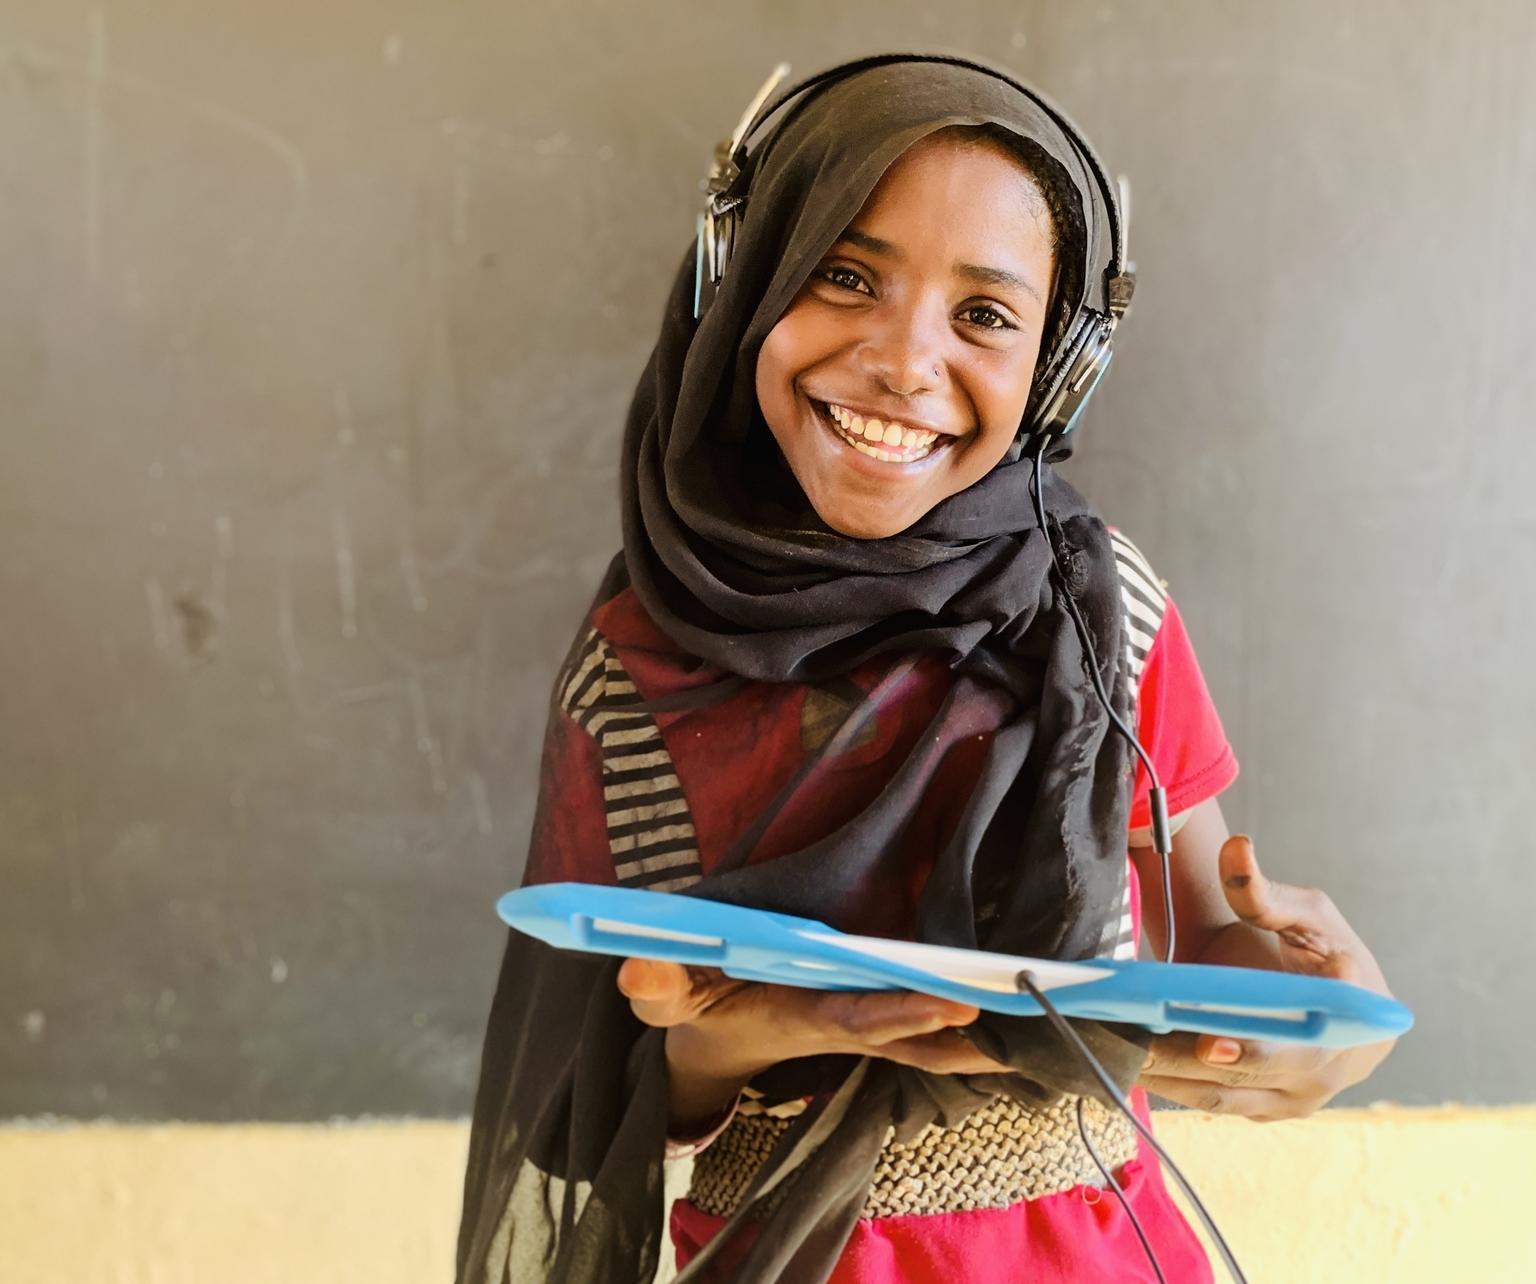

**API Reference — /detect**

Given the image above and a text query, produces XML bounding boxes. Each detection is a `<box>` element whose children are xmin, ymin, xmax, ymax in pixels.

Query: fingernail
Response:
<box><xmin>1205</xmin><ymin>1039</ymin><xmax>1243</xmax><ymax>1064</ymax></box>
<box><xmin>622</xmin><ymin>959</ymin><xmax>661</xmax><ymax>995</ymax></box>
<box><xmin>935</xmin><ymin>1004</ymin><xmax>977</xmax><ymax>1023</ymax></box>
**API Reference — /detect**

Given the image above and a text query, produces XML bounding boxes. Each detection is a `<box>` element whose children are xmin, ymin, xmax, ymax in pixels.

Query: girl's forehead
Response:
<box><xmin>837</xmin><ymin>137</ymin><xmax>1056</xmax><ymax>252</ymax></box>
<box><xmin>855</xmin><ymin>132</ymin><xmax>1047</xmax><ymax>210</ymax></box>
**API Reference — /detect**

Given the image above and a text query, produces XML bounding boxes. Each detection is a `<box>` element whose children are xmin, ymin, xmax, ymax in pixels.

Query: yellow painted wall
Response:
<box><xmin>1</xmin><ymin>1108</ymin><xmax>1530</xmax><ymax>1283</ymax></box>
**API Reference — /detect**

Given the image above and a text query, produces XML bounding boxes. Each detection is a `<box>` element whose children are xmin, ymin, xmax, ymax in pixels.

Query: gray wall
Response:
<box><xmin>2</xmin><ymin>1</ymin><xmax>1531</xmax><ymax>1120</ymax></box>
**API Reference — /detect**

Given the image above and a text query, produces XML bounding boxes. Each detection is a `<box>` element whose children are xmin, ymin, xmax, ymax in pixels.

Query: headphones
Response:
<box><xmin>692</xmin><ymin>53</ymin><xmax>1137</xmax><ymax>456</ymax></box>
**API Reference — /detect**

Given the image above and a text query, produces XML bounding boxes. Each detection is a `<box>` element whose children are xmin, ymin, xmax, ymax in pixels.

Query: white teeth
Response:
<box><xmin>822</xmin><ymin>402</ymin><xmax>940</xmax><ymax>462</ymax></box>
<box><xmin>849</xmin><ymin>438</ymin><xmax>934</xmax><ymax>463</ymax></box>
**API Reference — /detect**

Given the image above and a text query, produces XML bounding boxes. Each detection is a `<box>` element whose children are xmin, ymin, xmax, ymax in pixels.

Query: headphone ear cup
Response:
<box><xmin>1023</xmin><ymin>313</ymin><xmax>1115</xmax><ymax>447</ymax></box>
<box><xmin>1023</xmin><ymin>313</ymin><xmax>1095</xmax><ymax>436</ymax></box>
<box><xmin>718</xmin><ymin>207</ymin><xmax>739</xmax><ymax>285</ymax></box>
<box><xmin>693</xmin><ymin>203</ymin><xmax>744</xmax><ymax>321</ymax></box>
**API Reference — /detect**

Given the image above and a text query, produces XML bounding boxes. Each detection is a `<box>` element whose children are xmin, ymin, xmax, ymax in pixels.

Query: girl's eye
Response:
<box><xmin>960</xmin><ymin>304</ymin><xmax>1016</xmax><ymax>332</ymax></box>
<box><xmin>818</xmin><ymin>265</ymin><xmax>871</xmax><ymax>294</ymax></box>
<box><xmin>815</xmin><ymin>266</ymin><xmax>1018</xmax><ymax>335</ymax></box>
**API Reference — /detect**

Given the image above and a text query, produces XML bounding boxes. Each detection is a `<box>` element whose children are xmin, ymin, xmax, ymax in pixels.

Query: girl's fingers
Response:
<box><xmin>618</xmin><ymin>960</ymin><xmax>982</xmax><ymax>1051</ymax></box>
<box><xmin>615</xmin><ymin>957</ymin><xmax>701</xmax><ymax>1027</ymax></box>
<box><xmin>815</xmin><ymin>989</ymin><xmax>980</xmax><ymax>1048</ymax></box>
<box><xmin>1143</xmin><ymin>1031</ymin><xmax>1329</xmax><ymax>1087</ymax></box>
<box><xmin>1217</xmin><ymin>836</ymin><xmax>1361</xmax><ymax>977</ymax></box>
<box><xmin>1138</xmin><ymin>1074</ymin><xmax>1300</xmax><ymax>1120</ymax></box>
<box><xmin>871</xmin><ymin>1027</ymin><xmax>1013</xmax><ymax>1075</ymax></box>
<box><xmin>616</xmin><ymin>957</ymin><xmax>690</xmax><ymax>1000</ymax></box>
<box><xmin>1218</xmin><ymin>835</ymin><xmax>1334</xmax><ymax>934</ymax></box>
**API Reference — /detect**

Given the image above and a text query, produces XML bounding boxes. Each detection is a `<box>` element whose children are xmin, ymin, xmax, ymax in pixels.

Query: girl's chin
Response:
<box><xmin>805</xmin><ymin>485</ymin><xmax>929</xmax><ymax>540</ymax></box>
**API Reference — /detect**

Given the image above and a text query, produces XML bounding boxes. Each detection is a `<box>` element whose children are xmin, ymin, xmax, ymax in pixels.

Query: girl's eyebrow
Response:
<box><xmin>834</xmin><ymin>227</ymin><xmax>1044</xmax><ymax>304</ymax></box>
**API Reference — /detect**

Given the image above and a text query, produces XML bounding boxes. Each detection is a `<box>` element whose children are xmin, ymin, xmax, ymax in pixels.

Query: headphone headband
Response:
<box><xmin>735</xmin><ymin>53</ymin><xmax>1132</xmax><ymax>304</ymax></box>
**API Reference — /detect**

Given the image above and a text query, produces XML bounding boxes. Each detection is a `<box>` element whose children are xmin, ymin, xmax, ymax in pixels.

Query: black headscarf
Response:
<box><xmin>457</xmin><ymin>54</ymin><xmax>1148</xmax><ymax>1284</ymax></box>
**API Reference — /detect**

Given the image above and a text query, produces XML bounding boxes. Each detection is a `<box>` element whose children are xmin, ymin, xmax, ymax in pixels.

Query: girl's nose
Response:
<box><xmin>857</xmin><ymin>307</ymin><xmax>944</xmax><ymax>396</ymax></box>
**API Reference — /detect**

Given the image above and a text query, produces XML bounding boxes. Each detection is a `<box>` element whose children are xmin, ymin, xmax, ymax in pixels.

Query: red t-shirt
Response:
<box><xmin>523</xmin><ymin>551</ymin><xmax>1238</xmax><ymax>1284</ymax></box>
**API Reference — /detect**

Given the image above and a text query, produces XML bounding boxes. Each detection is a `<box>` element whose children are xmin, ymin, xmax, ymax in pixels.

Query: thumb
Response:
<box><xmin>1218</xmin><ymin>835</ymin><xmax>1360</xmax><ymax>979</ymax></box>
<box><xmin>1217</xmin><ymin>834</ymin><xmax>1296</xmax><ymax>933</ymax></box>
<box><xmin>616</xmin><ymin>957</ymin><xmax>691</xmax><ymax>1006</ymax></box>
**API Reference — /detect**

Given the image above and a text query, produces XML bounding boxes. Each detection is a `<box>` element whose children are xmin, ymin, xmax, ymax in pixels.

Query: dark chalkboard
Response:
<box><xmin>2</xmin><ymin>1</ymin><xmax>1532</xmax><ymax>1119</ymax></box>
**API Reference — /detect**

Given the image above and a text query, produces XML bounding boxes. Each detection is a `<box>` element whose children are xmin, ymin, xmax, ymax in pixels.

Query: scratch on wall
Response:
<box><xmin>276</xmin><ymin>558</ymin><xmax>303</xmax><ymax>676</ymax></box>
<box><xmin>83</xmin><ymin>5</ymin><xmax>106</xmax><ymax>281</ymax></box>
<box><xmin>61</xmin><ymin>807</ymin><xmax>86</xmax><ymax>913</ymax></box>
<box><xmin>398</xmin><ymin>525</ymin><xmax>429</xmax><ymax>613</ymax></box>
<box><xmin>210</xmin><ymin>513</ymin><xmax>233</xmax><ymax>622</ymax></box>
<box><xmin>406</xmin><ymin>671</ymin><xmax>447</xmax><ymax>796</ymax></box>
<box><xmin>1</xmin><ymin>21</ymin><xmax>312</xmax><ymax>284</ymax></box>
<box><xmin>332</xmin><ymin>384</ymin><xmax>355</xmax><ymax>447</ymax></box>
<box><xmin>468</xmin><ymin>771</ymin><xmax>493</xmax><ymax>836</ymax></box>
<box><xmin>144</xmin><ymin>576</ymin><xmax>171</xmax><ymax>651</ymax></box>
<box><xmin>451</xmin><ymin>159</ymin><xmax>469</xmax><ymax>245</ymax></box>
<box><xmin>332</xmin><ymin>511</ymin><xmax>357</xmax><ymax>640</ymax></box>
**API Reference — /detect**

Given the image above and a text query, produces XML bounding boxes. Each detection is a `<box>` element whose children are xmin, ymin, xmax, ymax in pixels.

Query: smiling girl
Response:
<box><xmin>753</xmin><ymin>127</ymin><xmax>1061</xmax><ymax>539</ymax></box>
<box><xmin>455</xmin><ymin>54</ymin><xmax>1395</xmax><ymax>1284</ymax></box>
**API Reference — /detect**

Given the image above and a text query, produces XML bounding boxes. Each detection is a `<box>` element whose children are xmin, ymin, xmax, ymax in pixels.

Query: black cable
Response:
<box><xmin>1026</xmin><ymin>438</ymin><xmax>1248</xmax><ymax>1279</ymax></box>
<box><xmin>1155</xmin><ymin>846</ymin><xmax>1175</xmax><ymax>965</ymax></box>
<box><xmin>1074</xmin><ymin>1095</ymin><xmax>1167</xmax><ymax>1284</ymax></box>
<box><xmin>1028</xmin><ymin>438</ymin><xmax>1177</xmax><ymax>965</ymax></box>
<box><xmin>1018</xmin><ymin>972</ymin><xmax>1249</xmax><ymax>1284</ymax></box>
<box><xmin>1027</xmin><ymin>442</ymin><xmax>1152</xmax><ymax>781</ymax></box>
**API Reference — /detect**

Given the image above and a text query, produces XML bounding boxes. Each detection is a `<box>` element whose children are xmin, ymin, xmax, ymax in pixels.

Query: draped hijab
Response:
<box><xmin>457</xmin><ymin>54</ymin><xmax>1149</xmax><ymax>1284</ymax></box>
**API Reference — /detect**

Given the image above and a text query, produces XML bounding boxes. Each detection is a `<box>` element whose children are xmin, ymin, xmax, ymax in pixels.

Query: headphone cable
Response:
<box><xmin>1028</xmin><ymin>438</ymin><xmax>1242</xmax><ymax>1276</ymax></box>
<box><xmin>1019</xmin><ymin>972</ymin><xmax>1249</xmax><ymax>1284</ymax></box>
<box><xmin>1074</xmin><ymin>1095</ymin><xmax>1167</xmax><ymax>1284</ymax></box>
<box><xmin>1029</xmin><ymin>438</ymin><xmax>1176</xmax><ymax>965</ymax></box>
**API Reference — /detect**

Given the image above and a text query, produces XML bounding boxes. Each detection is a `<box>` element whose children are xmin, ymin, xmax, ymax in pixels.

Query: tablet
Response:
<box><xmin>499</xmin><ymin>882</ymin><xmax>1412</xmax><ymax>1049</ymax></box>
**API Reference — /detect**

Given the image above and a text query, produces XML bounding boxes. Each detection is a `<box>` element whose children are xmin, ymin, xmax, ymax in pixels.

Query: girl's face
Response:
<box><xmin>755</xmin><ymin>131</ymin><xmax>1060</xmax><ymax>539</ymax></box>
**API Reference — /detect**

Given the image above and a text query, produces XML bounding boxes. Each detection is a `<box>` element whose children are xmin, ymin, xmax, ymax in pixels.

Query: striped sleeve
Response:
<box><xmin>1099</xmin><ymin>531</ymin><xmax>1240</xmax><ymax>959</ymax></box>
<box><xmin>1092</xmin><ymin>531</ymin><xmax>1173</xmax><ymax>960</ymax></box>
<box><xmin>1110</xmin><ymin>528</ymin><xmax>1169</xmax><ymax>707</ymax></box>
<box><xmin>553</xmin><ymin>628</ymin><xmax>705</xmax><ymax>893</ymax></box>
<box><xmin>1106</xmin><ymin>534</ymin><xmax>1240</xmax><ymax>832</ymax></box>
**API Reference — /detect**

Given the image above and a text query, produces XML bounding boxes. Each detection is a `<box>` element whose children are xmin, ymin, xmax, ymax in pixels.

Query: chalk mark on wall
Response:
<box><xmin>0</xmin><ymin>20</ymin><xmax>310</xmax><ymax>311</ymax></box>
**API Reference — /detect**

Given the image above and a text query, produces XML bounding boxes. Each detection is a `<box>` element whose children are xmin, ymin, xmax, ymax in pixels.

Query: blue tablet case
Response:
<box><xmin>499</xmin><ymin>883</ymin><xmax>1412</xmax><ymax>1049</ymax></box>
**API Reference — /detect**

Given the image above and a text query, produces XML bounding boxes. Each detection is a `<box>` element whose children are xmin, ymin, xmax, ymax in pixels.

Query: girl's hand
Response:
<box><xmin>616</xmin><ymin>956</ymin><xmax>1010</xmax><ymax>1130</ymax></box>
<box><xmin>1138</xmin><ymin>836</ymin><xmax>1398</xmax><ymax>1121</ymax></box>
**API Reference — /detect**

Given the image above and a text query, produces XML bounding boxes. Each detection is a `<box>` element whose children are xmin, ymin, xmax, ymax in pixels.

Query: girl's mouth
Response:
<box><xmin>811</xmin><ymin>400</ymin><xmax>950</xmax><ymax>465</ymax></box>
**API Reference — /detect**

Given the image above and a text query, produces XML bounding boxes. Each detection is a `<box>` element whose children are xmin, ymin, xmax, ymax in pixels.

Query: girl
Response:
<box><xmin>456</xmin><ymin>53</ymin><xmax>1395</xmax><ymax>1284</ymax></box>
